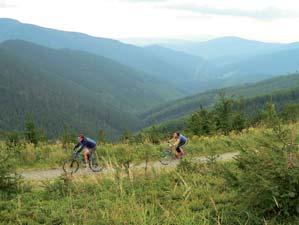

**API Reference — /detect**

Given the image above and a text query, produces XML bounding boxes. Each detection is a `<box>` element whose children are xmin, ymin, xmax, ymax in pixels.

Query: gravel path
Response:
<box><xmin>21</xmin><ymin>152</ymin><xmax>239</xmax><ymax>180</ymax></box>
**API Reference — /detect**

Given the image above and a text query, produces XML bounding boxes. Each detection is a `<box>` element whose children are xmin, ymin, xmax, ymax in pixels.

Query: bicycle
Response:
<box><xmin>63</xmin><ymin>149</ymin><xmax>102</xmax><ymax>174</ymax></box>
<box><xmin>159</xmin><ymin>147</ymin><xmax>185</xmax><ymax>165</ymax></box>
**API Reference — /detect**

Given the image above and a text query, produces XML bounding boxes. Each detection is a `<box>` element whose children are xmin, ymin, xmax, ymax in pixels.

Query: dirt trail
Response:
<box><xmin>21</xmin><ymin>152</ymin><xmax>239</xmax><ymax>180</ymax></box>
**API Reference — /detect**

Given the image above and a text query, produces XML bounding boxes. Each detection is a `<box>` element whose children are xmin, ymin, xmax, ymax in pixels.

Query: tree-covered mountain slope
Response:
<box><xmin>0</xmin><ymin>47</ymin><xmax>137</xmax><ymax>138</ymax></box>
<box><xmin>0</xmin><ymin>40</ymin><xmax>183</xmax><ymax>138</ymax></box>
<box><xmin>142</xmin><ymin>74</ymin><xmax>299</xmax><ymax>125</ymax></box>
<box><xmin>1</xmin><ymin>40</ymin><xmax>183</xmax><ymax>113</ymax></box>
<box><xmin>146</xmin><ymin>86</ymin><xmax>299</xmax><ymax>133</ymax></box>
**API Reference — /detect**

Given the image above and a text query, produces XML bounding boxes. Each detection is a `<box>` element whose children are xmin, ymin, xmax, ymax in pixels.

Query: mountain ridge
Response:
<box><xmin>0</xmin><ymin>18</ymin><xmax>204</xmax><ymax>93</ymax></box>
<box><xmin>141</xmin><ymin>73</ymin><xmax>299</xmax><ymax>125</ymax></box>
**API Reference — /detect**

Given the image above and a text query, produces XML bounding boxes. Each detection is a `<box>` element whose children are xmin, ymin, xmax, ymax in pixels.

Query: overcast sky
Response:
<box><xmin>1</xmin><ymin>0</ymin><xmax>299</xmax><ymax>43</ymax></box>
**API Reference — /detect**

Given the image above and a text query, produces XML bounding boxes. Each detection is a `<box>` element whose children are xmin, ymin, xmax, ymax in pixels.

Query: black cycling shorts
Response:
<box><xmin>176</xmin><ymin>140</ymin><xmax>187</xmax><ymax>153</ymax></box>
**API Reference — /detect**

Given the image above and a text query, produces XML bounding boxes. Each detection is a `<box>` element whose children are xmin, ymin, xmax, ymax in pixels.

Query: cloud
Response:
<box><xmin>0</xmin><ymin>1</ymin><xmax>15</xmax><ymax>8</ymax></box>
<box><xmin>167</xmin><ymin>4</ymin><xmax>299</xmax><ymax>20</ymax></box>
<box><xmin>121</xmin><ymin>0</ymin><xmax>168</xmax><ymax>3</ymax></box>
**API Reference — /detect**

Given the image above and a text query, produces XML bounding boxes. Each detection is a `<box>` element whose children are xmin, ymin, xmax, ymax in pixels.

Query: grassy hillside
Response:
<box><xmin>142</xmin><ymin>74</ymin><xmax>299</xmax><ymax>125</ymax></box>
<box><xmin>1</xmin><ymin>123</ymin><xmax>298</xmax><ymax>224</ymax></box>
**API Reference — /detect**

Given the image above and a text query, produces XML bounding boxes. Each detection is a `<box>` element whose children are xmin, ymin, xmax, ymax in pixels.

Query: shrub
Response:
<box><xmin>224</xmin><ymin>122</ymin><xmax>299</xmax><ymax>222</ymax></box>
<box><xmin>0</xmin><ymin>143</ymin><xmax>21</xmax><ymax>198</ymax></box>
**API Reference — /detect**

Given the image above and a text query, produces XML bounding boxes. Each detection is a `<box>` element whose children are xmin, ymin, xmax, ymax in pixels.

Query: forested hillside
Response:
<box><xmin>1</xmin><ymin>40</ymin><xmax>183</xmax><ymax>112</ymax></box>
<box><xmin>141</xmin><ymin>87</ymin><xmax>299</xmax><ymax>137</ymax></box>
<box><xmin>142</xmin><ymin>74</ymin><xmax>299</xmax><ymax>125</ymax></box>
<box><xmin>0</xmin><ymin>42</ymin><xmax>143</xmax><ymax>138</ymax></box>
<box><xmin>0</xmin><ymin>40</ymin><xmax>182</xmax><ymax>138</ymax></box>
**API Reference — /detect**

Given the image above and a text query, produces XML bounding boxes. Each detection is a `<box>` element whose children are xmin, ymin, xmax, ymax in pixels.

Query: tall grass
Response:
<box><xmin>0</xmin><ymin>123</ymin><xmax>298</xmax><ymax>224</ymax></box>
<box><xmin>9</xmin><ymin>123</ymin><xmax>299</xmax><ymax>170</ymax></box>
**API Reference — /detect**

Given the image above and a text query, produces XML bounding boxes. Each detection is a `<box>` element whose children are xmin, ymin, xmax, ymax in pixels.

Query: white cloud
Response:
<box><xmin>122</xmin><ymin>0</ymin><xmax>168</xmax><ymax>2</ymax></box>
<box><xmin>0</xmin><ymin>0</ymin><xmax>299</xmax><ymax>43</ymax></box>
<box><xmin>0</xmin><ymin>0</ymin><xmax>15</xmax><ymax>8</ymax></box>
<box><xmin>167</xmin><ymin>5</ymin><xmax>299</xmax><ymax>20</ymax></box>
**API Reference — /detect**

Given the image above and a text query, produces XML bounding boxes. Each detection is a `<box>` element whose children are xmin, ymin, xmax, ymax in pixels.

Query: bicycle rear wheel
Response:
<box><xmin>88</xmin><ymin>152</ymin><xmax>102</xmax><ymax>172</ymax></box>
<box><xmin>159</xmin><ymin>149</ymin><xmax>173</xmax><ymax>165</ymax></box>
<box><xmin>63</xmin><ymin>159</ymin><xmax>79</xmax><ymax>174</ymax></box>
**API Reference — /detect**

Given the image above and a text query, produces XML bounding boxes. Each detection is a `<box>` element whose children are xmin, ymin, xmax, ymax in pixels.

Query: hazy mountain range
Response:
<box><xmin>2</xmin><ymin>18</ymin><xmax>299</xmax><ymax>93</ymax></box>
<box><xmin>1</xmin><ymin>18</ymin><xmax>299</xmax><ymax>138</ymax></box>
<box><xmin>158</xmin><ymin>36</ymin><xmax>299</xmax><ymax>60</ymax></box>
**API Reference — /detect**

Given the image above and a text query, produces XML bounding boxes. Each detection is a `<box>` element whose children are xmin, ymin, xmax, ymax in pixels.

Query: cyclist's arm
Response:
<box><xmin>173</xmin><ymin>139</ymin><xmax>180</xmax><ymax>147</ymax></box>
<box><xmin>169</xmin><ymin>139</ymin><xmax>180</xmax><ymax>148</ymax></box>
<box><xmin>74</xmin><ymin>143</ymin><xmax>84</xmax><ymax>155</ymax></box>
<box><xmin>74</xmin><ymin>143</ymin><xmax>81</xmax><ymax>149</ymax></box>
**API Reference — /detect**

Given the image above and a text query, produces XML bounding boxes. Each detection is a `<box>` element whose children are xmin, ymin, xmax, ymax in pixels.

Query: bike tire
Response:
<box><xmin>88</xmin><ymin>152</ymin><xmax>102</xmax><ymax>172</ymax></box>
<box><xmin>63</xmin><ymin>159</ymin><xmax>80</xmax><ymax>174</ymax></box>
<box><xmin>159</xmin><ymin>149</ymin><xmax>173</xmax><ymax>165</ymax></box>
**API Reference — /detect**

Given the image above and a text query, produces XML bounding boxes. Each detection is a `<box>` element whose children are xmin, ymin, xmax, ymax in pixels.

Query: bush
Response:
<box><xmin>0</xmin><ymin>143</ymin><xmax>21</xmax><ymax>198</ymax></box>
<box><xmin>24</xmin><ymin>116</ymin><xmax>39</xmax><ymax>145</ymax></box>
<box><xmin>224</xmin><ymin>122</ymin><xmax>299</xmax><ymax>222</ymax></box>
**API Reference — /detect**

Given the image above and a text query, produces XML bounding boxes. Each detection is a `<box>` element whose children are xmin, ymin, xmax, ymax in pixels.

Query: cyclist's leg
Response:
<box><xmin>83</xmin><ymin>148</ymin><xmax>90</xmax><ymax>166</ymax></box>
<box><xmin>178</xmin><ymin>140</ymin><xmax>188</xmax><ymax>158</ymax></box>
<box><xmin>175</xmin><ymin>145</ymin><xmax>182</xmax><ymax>159</ymax></box>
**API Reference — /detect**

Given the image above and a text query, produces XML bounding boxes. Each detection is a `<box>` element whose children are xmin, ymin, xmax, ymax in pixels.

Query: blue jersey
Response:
<box><xmin>179</xmin><ymin>134</ymin><xmax>188</xmax><ymax>143</ymax></box>
<box><xmin>80</xmin><ymin>137</ymin><xmax>96</xmax><ymax>149</ymax></box>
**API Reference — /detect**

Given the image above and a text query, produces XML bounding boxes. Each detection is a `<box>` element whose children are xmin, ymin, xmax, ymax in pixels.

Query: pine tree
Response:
<box><xmin>24</xmin><ymin>115</ymin><xmax>38</xmax><ymax>145</ymax></box>
<box><xmin>214</xmin><ymin>92</ymin><xmax>234</xmax><ymax>135</ymax></box>
<box><xmin>61</xmin><ymin>124</ymin><xmax>75</xmax><ymax>148</ymax></box>
<box><xmin>231</xmin><ymin>98</ymin><xmax>247</xmax><ymax>132</ymax></box>
<box><xmin>188</xmin><ymin>106</ymin><xmax>215</xmax><ymax>135</ymax></box>
<box><xmin>262</xmin><ymin>100</ymin><xmax>280</xmax><ymax>127</ymax></box>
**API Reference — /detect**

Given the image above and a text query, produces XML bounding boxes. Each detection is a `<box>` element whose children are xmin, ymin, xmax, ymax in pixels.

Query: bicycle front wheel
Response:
<box><xmin>159</xmin><ymin>149</ymin><xmax>173</xmax><ymax>165</ymax></box>
<box><xmin>88</xmin><ymin>152</ymin><xmax>103</xmax><ymax>172</ymax></box>
<box><xmin>63</xmin><ymin>159</ymin><xmax>79</xmax><ymax>174</ymax></box>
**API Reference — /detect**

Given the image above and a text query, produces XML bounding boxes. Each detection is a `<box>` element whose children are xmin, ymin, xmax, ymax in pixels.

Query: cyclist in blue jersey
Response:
<box><xmin>74</xmin><ymin>134</ymin><xmax>97</xmax><ymax>167</ymax></box>
<box><xmin>170</xmin><ymin>132</ymin><xmax>188</xmax><ymax>159</ymax></box>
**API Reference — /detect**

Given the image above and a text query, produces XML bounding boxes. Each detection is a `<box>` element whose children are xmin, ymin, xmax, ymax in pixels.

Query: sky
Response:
<box><xmin>1</xmin><ymin>0</ymin><xmax>299</xmax><ymax>43</ymax></box>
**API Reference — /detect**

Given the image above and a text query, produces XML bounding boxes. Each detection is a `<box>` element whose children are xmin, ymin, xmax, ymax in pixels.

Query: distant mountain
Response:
<box><xmin>159</xmin><ymin>37</ymin><xmax>299</xmax><ymax>87</ymax></box>
<box><xmin>215</xmin><ymin>48</ymin><xmax>299</xmax><ymax>86</ymax></box>
<box><xmin>142</xmin><ymin>74</ymin><xmax>299</xmax><ymax>125</ymax></box>
<box><xmin>160</xmin><ymin>36</ymin><xmax>299</xmax><ymax>61</ymax></box>
<box><xmin>3</xmin><ymin>19</ymin><xmax>298</xmax><ymax>95</ymax></box>
<box><xmin>143</xmin><ymin>45</ymin><xmax>217</xmax><ymax>93</ymax></box>
<box><xmin>0</xmin><ymin>18</ymin><xmax>205</xmax><ymax>93</ymax></box>
<box><xmin>144</xmin><ymin>45</ymin><xmax>205</xmax><ymax>78</ymax></box>
<box><xmin>0</xmin><ymin>40</ymin><xmax>184</xmax><ymax>138</ymax></box>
